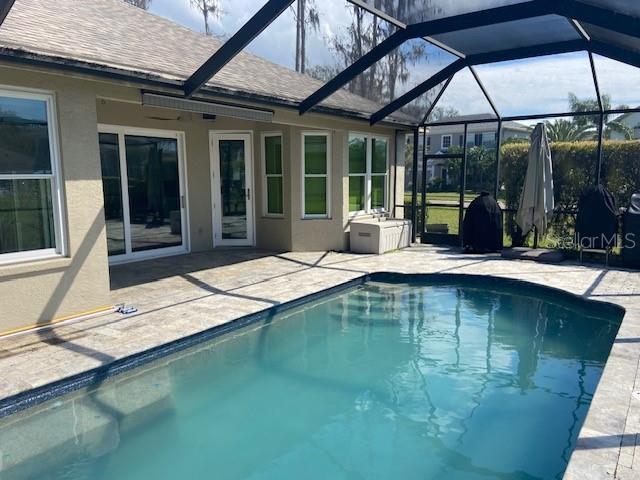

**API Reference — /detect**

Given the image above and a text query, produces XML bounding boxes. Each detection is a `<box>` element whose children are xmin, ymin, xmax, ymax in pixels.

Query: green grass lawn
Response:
<box><xmin>404</xmin><ymin>191</ymin><xmax>488</xmax><ymax>204</ymax></box>
<box><xmin>424</xmin><ymin>206</ymin><xmax>459</xmax><ymax>235</ymax></box>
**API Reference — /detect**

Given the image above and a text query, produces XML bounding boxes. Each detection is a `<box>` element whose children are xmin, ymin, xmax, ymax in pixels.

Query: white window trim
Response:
<box><xmin>301</xmin><ymin>131</ymin><xmax>331</xmax><ymax>219</ymax></box>
<box><xmin>441</xmin><ymin>134</ymin><xmax>452</xmax><ymax>150</ymax></box>
<box><xmin>348</xmin><ymin>133</ymin><xmax>389</xmax><ymax>216</ymax></box>
<box><xmin>97</xmin><ymin>124</ymin><xmax>190</xmax><ymax>265</ymax></box>
<box><xmin>0</xmin><ymin>87</ymin><xmax>67</xmax><ymax>266</ymax></box>
<box><xmin>261</xmin><ymin>131</ymin><xmax>284</xmax><ymax>218</ymax></box>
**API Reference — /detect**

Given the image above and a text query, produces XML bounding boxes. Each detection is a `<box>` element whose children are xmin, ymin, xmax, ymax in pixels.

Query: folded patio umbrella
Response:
<box><xmin>516</xmin><ymin>123</ymin><xmax>554</xmax><ymax>238</ymax></box>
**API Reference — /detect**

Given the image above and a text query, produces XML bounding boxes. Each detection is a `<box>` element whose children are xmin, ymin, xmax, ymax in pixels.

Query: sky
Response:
<box><xmin>147</xmin><ymin>0</ymin><xmax>640</xmax><ymax>119</ymax></box>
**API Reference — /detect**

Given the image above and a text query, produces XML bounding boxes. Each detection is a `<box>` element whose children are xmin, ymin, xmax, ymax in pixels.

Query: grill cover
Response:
<box><xmin>463</xmin><ymin>192</ymin><xmax>503</xmax><ymax>252</ymax></box>
<box><xmin>624</xmin><ymin>193</ymin><xmax>640</xmax><ymax>266</ymax></box>
<box><xmin>575</xmin><ymin>185</ymin><xmax>618</xmax><ymax>250</ymax></box>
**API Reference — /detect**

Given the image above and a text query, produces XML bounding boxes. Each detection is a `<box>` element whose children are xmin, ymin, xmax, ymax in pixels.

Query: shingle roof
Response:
<box><xmin>426</xmin><ymin>114</ymin><xmax>530</xmax><ymax>134</ymax></box>
<box><xmin>0</xmin><ymin>0</ymin><xmax>412</xmax><ymax>125</ymax></box>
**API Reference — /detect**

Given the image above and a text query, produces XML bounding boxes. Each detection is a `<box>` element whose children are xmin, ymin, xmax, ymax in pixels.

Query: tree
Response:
<box><xmin>467</xmin><ymin>145</ymin><xmax>495</xmax><ymax>191</ymax></box>
<box><xmin>545</xmin><ymin>119</ymin><xmax>594</xmax><ymax>142</ymax></box>
<box><xmin>307</xmin><ymin>64</ymin><xmax>341</xmax><ymax>83</ymax></box>
<box><xmin>190</xmin><ymin>0</ymin><xmax>222</xmax><ymax>36</ymax></box>
<box><xmin>569</xmin><ymin>92</ymin><xmax>607</xmax><ymax>128</ymax></box>
<box><xmin>425</xmin><ymin>105</ymin><xmax>459</xmax><ymax>123</ymax></box>
<box><xmin>292</xmin><ymin>0</ymin><xmax>319</xmax><ymax>74</ymax></box>
<box><xmin>124</xmin><ymin>0</ymin><xmax>151</xmax><ymax>8</ymax></box>
<box><xmin>568</xmin><ymin>92</ymin><xmax>634</xmax><ymax>139</ymax></box>
<box><xmin>327</xmin><ymin>2</ymin><xmax>424</xmax><ymax>105</ymax></box>
<box><xmin>605</xmin><ymin>118</ymin><xmax>634</xmax><ymax>140</ymax></box>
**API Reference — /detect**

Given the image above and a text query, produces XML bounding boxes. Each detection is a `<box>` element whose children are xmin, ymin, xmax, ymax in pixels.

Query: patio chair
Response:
<box><xmin>575</xmin><ymin>185</ymin><xmax>618</xmax><ymax>265</ymax></box>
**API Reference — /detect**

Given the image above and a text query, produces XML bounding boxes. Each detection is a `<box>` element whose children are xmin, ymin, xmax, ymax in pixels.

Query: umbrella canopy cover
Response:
<box><xmin>516</xmin><ymin>123</ymin><xmax>554</xmax><ymax>237</ymax></box>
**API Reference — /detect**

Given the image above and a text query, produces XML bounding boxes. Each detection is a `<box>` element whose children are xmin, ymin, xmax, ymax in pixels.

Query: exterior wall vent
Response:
<box><xmin>142</xmin><ymin>93</ymin><xmax>274</xmax><ymax>123</ymax></box>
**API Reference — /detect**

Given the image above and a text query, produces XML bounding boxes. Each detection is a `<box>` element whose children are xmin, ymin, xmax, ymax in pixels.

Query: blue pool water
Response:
<box><xmin>0</xmin><ymin>279</ymin><xmax>622</xmax><ymax>480</ymax></box>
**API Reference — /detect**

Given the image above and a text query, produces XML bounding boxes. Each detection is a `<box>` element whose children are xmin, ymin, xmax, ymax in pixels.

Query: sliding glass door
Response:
<box><xmin>99</xmin><ymin>127</ymin><xmax>187</xmax><ymax>263</ymax></box>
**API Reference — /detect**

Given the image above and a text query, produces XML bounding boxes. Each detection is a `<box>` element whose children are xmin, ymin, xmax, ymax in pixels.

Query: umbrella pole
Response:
<box><xmin>531</xmin><ymin>203</ymin><xmax>538</xmax><ymax>249</ymax></box>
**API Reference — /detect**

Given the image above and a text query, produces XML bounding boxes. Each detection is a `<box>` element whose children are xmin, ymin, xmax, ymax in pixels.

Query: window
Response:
<box><xmin>0</xmin><ymin>89</ymin><xmax>64</xmax><ymax>263</ymax></box>
<box><xmin>474</xmin><ymin>133</ymin><xmax>483</xmax><ymax>146</ymax></box>
<box><xmin>348</xmin><ymin>134</ymin><xmax>389</xmax><ymax>213</ymax></box>
<box><xmin>302</xmin><ymin>132</ymin><xmax>330</xmax><ymax>218</ymax></box>
<box><xmin>348</xmin><ymin>136</ymin><xmax>366</xmax><ymax>212</ymax></box>
<box><xmin>426</xmin><ymin>136</ymin><xmax>431</xmax><ymax>153</ymax></box>
<box><xmin>262</xmin><ymin>133</ymin><xmax>283</xmax><ymax>216</ymax></box>
<box><xmin>441</xmin><ymin>135</ymin><xmax>451</xmax><ymax>150</ymax></box>
<box><xmin>371</xmin><ymin>138</ymin><xmax>388</xmax><ymax>211</ymax></box>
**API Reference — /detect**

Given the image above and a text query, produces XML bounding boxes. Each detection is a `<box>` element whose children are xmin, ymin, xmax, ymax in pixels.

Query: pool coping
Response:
<box><xmin>0</xmin><ymin>266</ymin><xmax>637</xmax><ymax>479</ymax></box>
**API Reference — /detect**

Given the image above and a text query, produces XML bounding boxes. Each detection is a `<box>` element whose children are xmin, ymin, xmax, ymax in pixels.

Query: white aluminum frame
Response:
<box><xmin>261</xmin><ymin>131</ymin><xmax>284</xmax><ymax>218</ymax></box>
<box><xmin>301</xmin><ymin>131</ymin><xmax>331</xmax><ymax>219</ymax></box>
<box><xmin>97</xmin><ymin>124</ymin><xmax>189</xmax><ymax>265</ymax></box>
<box><xmin>209</xmin><ymin>130</ymin><xmax>255</xmax><ymax>247</ymax></box>
<box><xmin>348</xmin><ymin>132</ymin><xmax>389</xmax><ymax>216</ymax></box>
<box><xmin>0</xmin><ymin>87</ymin><xmax>67</xmax><ymax>265</ymax></box>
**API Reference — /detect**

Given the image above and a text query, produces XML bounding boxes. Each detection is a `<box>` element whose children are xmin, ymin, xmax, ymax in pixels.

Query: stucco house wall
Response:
<box><xmin>0</xmin><ymin>63</ymin><xmax>404</xmax><ymax>334</ymax></box>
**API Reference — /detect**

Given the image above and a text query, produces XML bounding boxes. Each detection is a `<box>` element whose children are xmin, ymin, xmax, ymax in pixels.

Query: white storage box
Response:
<box><xmin>350</xmin><ymin>218</ymin><xmax>411</xmax><ymax>254</ymax></box>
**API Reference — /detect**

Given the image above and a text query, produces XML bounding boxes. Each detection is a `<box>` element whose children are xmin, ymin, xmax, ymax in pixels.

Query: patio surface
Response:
<box><xmin>0</xmin><ymin>245</ymin><xmax>639</xmax><ymax>479</ymax></box>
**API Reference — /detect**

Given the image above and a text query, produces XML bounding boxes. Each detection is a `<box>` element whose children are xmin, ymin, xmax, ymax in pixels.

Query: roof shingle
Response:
<box><xmin>0</xmin><ymin>0</ymin><xmax>412</xmax><ymax>124</ymax></box>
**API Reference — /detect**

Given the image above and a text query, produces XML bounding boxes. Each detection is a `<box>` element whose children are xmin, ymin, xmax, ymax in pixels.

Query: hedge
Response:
<box><xmin>500</xmin><ymin>140</ymin><xmax>640</xmax><ymax>210</ymax></box>
<box><xmin>500</xmin><ymin>140</ymin><xmax>640</xmax><ymax>246</ymax></box>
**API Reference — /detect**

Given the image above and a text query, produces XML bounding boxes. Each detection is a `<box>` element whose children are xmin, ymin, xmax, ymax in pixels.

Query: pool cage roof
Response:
<box><xmin>2</xmin><ymin>0</ymin><xmax>640</xmax><ymax>127</ymax></box>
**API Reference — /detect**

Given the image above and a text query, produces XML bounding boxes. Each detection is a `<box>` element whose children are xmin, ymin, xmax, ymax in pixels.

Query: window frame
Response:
<box><xmin>347</xmin><ymin>134</ymin><xmax>368</xmax><ymax>216</ymax></box>
<box><xmin>301</xmin><ymin>131</ymin><xmax>331</xmax><ymax>219</ymax></box>
<box><xmin>261</xmin><ymin>131</ymin><xmax>284</xmax><ymax>218</ymax></box>
<box><xmin>0</xmin><ymin>87</ymin><xmax>66</xmax><ymax>265</ymax></box>
<box><xmin>348</xmin><ymin>132</ymin><xmax>389</xmax><ymax>216</ymax></box>
<box><xmin>441</xmin><ymin>134</ymin><xmax>452</xmax><ymax>151</ymax></box>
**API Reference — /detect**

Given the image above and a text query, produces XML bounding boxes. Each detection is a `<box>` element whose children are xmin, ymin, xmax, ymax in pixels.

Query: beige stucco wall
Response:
<box><xmin>0</xmin><ymin>68</ymin><xmax>111</xmax><ymax>333</ymax></box>
<box><xmin>0</xmin><ymin>62</ymin><xmax>404</xmax><ymax>332</ymax></box>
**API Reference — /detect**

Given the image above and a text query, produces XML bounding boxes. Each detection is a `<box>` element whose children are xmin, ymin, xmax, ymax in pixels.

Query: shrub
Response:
<box><xmin>500</xmin><ymin>140</ymin><xmax>640</xmax><ymax>210</ymax></box>
<box><xmin>500</xmin><ymin>140</ymin><xmax>640</xmax><ymax>247</ymax></box>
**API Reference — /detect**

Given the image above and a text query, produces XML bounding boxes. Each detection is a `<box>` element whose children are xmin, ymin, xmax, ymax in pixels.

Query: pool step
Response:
<box><xmin>0</xmin><ymin>368</ymin><xmax>175</xmax><ymax>479</ymax></box>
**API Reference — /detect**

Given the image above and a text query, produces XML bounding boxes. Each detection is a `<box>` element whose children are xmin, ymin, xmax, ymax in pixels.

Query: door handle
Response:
<box><xmin>246</xmin><ymin>188</ymin><xmax>251</xmax><ymax>200</ymax></box>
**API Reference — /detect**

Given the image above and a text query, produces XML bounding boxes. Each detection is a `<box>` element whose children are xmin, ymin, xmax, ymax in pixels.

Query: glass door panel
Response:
<box><xmin>98</xmin><ymin>129</ymin><xmax>186</xmax><ymax>263</ymax></box>
<box><xmin>211</xmin><ymin>133</ymin><xmax>254</xmax><ymax>246</ymax></box>
<box><xmin>124</xmin><ymin>135</ymin><xmax>182</xmax><ymax>252</ymax></box>
<box><xmin>98</xmin><ymin>133</ymin><xmax>126</xmax><ymax>256</ymax></box>
<box><xmin>219</xmin><ymin>139</ymin><xmax>247</xmax><ymax>240</ymax></box>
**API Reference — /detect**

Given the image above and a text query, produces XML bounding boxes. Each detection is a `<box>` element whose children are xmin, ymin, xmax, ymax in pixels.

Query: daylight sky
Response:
<box><xmin>148</xmin><ymin>0</ymin><xmax>640</xmax><ymax>118</ymax></box>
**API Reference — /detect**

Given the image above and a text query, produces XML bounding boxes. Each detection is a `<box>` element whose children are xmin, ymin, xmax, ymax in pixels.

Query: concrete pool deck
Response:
<box><xmin>0</xmin><ymin>245</ymin><xmax>638</xmax><ymax>479</ymax></box>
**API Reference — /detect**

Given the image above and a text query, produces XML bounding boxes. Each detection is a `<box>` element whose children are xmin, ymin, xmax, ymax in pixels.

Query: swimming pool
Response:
<box><xmin>0</xmin><ymin>276</ymin><xmax>623</xmax><ymax>480</ymax></box>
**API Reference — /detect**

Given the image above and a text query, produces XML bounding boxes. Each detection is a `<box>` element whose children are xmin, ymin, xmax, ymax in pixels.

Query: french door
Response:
<box><xmin>98</xmin><ymin>126</ymin><xmax>188</xmax><ymax>263</ymax></box>
<box><xmin>210</xmin><ymin>132</ymin><xmax>254</xmax><ymax>247</ymax></box>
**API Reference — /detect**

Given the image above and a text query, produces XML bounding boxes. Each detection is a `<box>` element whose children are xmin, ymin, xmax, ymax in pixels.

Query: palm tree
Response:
<box><xmin>569</xmin><ymin>92</ymin><xmax>635</xmax><ymax>139</ymax></box>
<box><xmin>545</xmin><ymin>119</ymin><xmax>595</xmax><ymax>142</ymax></box>
<box><xmin>605</xmin><ymin>118</ymin><xmax>634</xmax><ymax>140</ymax></box>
